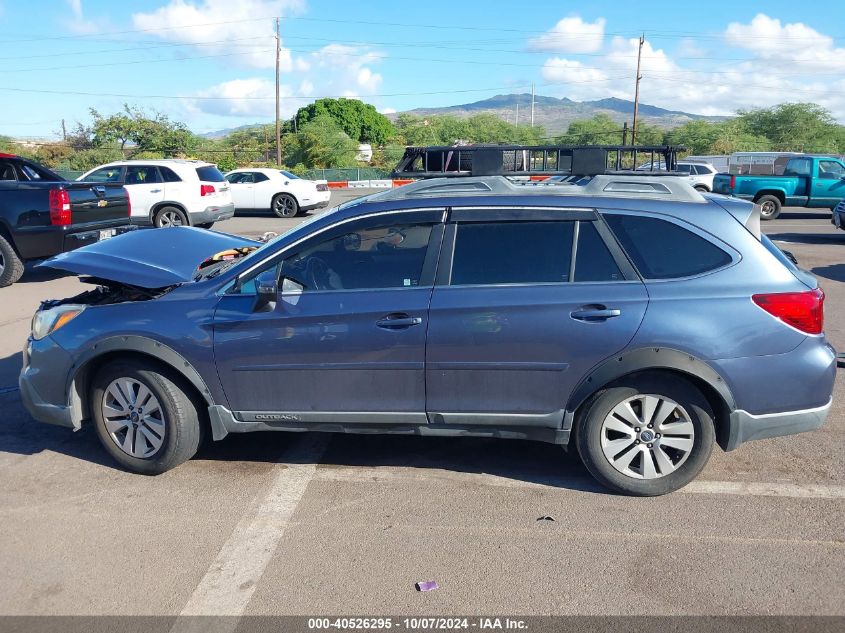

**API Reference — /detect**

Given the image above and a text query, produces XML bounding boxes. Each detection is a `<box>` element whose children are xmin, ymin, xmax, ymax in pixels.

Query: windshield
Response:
<box><xmin>279</xmin><ymin>170</ymin><xmax>300</xmax><ymax>179</ymax></box>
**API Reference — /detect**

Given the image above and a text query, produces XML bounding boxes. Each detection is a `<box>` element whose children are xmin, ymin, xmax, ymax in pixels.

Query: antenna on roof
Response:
<box><xmin>391</xmin><ymin>144</ymin><xmax>685</xmax><ymax>179</ymax></box>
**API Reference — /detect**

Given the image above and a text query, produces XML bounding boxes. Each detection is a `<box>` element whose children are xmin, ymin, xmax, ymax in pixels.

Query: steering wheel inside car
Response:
<box><xmin>305</xmin><ymin>256</ymin><xmax>333</xmax><ymax>290</ymax></box>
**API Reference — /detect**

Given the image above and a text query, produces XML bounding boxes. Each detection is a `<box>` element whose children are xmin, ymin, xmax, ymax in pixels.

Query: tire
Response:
<box><xmin>0</xmin><ymin>233</ymin><xmax>24</xmax><ymax>288</ymax></box>
<box><xmin>196</xmin><ymin>222</ymin><xmax>214</xmax><ymax>229</ymax></box>
<box><xmin>154</xmin><ymin>206</ymin><xmax>189</xmax><ymax>228</ymax></box>
<box><xmin>574</xmin><ymin>373</ymin><xmax>715</xmax><ymax>496</ymax></box>
<box><xmin>272</xmin><ymin>193</ymin><xmax>299</xmax><ymax>218</ymax></box>
<box><xmin>693</xmin><ymin>185</ymin><xmax>709</xmax><ymax>192</ymax></box>
<box><xmin>90</xmin><ymin>360</ymin><xmax>202</xmax><ymax>475</ymax></box>
<box><xmin>756</xmin><ymin>194</ymin><xmax>782</xmax><ymax>220</ymax></box>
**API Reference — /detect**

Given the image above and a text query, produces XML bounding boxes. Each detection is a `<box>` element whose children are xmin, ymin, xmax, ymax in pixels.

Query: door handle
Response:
<box><xmin>376</xmin><ymin>313</ymin><xmax>423</xmax><ymax>329</ymax></box>
<box><xmin>570</xmin><ymin>306</ymin><xmax>621</xmax><ymax>322</ymax></box>
<box><xmin>150</xmin><ymin>188</ymin><xmax>162</xmax><ymax>193</ymax></box>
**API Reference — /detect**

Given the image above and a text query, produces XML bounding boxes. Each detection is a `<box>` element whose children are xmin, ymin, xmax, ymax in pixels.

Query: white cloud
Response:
<box><xmin>537</xmin><ymin>17</ymin><xmax>845</xmax><ymax>121</ymax></box>
<box><xmin>379</xmin><ymin>107</ymin><xmax>397</xmax><ymax>115</ymax></box>
<box><xmin>188</xmin><ymin>43</ymin><xmax>386</xmax><ymax>120</ymax></box>
<box><xmin>189</xmin><ymin>78</ymin><xmax>283</xmax><ymax>118</ymax></box>
<box><xmin>528</xmin><ymin>17</ymin><xmax>605</xmax><ymax>53</ymax></box>
<box><xmin>132</xmin><ymin>0</ymin><xmax>305</xmax><ymax>70</ymax></box>
<box><xmin>65</xmin><ymin>0</ymin><xmax>105</xmax><ymax>34</ymax></box>
<box><xmin>725</xmin><ymin>13</ymin><xmax>845</xmax><ymax>71</ymax></box>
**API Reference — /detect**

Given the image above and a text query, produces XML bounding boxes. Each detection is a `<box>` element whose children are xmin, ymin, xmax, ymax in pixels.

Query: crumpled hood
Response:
<box><xmin>40</xmin><ymin>227</ymin><xmax>260</xmax><ymax>288</ymax></box>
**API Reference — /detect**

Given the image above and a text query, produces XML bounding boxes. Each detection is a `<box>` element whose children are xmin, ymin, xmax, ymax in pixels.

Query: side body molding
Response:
<box><xmin>67</xmin><ymin>336</ymin><xmax>216</xmax><ymax>428</ymax></box>
<box><xmin>563</xmin><ymin>347</ymin><xmax>737</xmax><ymax>430</ymax></box>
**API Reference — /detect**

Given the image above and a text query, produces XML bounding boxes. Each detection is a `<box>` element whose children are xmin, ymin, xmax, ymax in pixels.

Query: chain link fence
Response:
<box><xmin>300</xmin><ymin>167</ymin><xmax>392</xmax><ymax>181</ymax></box>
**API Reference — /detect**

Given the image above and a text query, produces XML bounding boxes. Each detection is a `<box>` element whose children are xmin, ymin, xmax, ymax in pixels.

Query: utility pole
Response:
<box><xmin>622</xmin><ymin>121</ymin><xmax>629</xmax><ymax>145</ymax></box>
<box><xmin>515</xmin><ymin>102</ymin><xmax>519</xmax><ymax>126</ymax></box>
<box><xmin>530</xmin><ymin>83</ymin><xmax>535</xmax><ymax>127</ymax></box>
<box><xmin>631</xmin><ymin>33</ymin><xmax>644</xmax><ymax>145</ymax></box>
<box><xmin>61</xmin><ymin>119</ymin><xmax>67</xmax><ymax>141</ymax></box>
<box><xmin>275</xmin><ymin>17</ymin><xmax>281</xmax><ymax>166</ymax></box>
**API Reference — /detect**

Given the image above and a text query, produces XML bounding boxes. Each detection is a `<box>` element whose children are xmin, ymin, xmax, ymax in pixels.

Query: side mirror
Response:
<box><xmin>253</xmin><ymin>269</ymin><xmax>278</xmax><ymax>312</ymax></box>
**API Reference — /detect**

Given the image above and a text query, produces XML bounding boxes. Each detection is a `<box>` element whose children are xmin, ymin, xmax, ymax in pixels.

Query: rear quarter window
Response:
<box><xmin>195</xmin><ymin>165</ymin><xmax>225</xmax><ymax>182</ymax></box>
<box><xmin>604</xmin><ymin>214</ymin><xmax>732</xmax><ymax>279</ymax></box>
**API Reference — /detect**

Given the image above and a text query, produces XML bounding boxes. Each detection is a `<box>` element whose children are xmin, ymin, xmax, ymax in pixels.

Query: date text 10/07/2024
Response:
<box><xmin>307</xmin><ymin>617</ymin><xmax>529</xmax><ymax>630</ymax></box>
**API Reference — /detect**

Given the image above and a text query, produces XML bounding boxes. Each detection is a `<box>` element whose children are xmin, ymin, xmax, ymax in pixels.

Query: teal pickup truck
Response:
<box><xmin>712</xmin><ymin>155</ymin><xmax>845</xmax><ymax>219</ymax></box>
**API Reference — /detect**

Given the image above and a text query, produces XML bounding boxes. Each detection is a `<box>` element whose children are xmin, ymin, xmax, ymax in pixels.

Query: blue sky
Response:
<box><xmin>2</xmin><ymin>0</ymin><xmax>845</xmax><ymax>138</ymax></box>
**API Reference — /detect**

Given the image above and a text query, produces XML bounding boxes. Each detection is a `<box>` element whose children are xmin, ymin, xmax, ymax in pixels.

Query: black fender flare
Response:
<box><xmin>563</xmin><ymin>347</ymin><xmax>736</xmax><ymax>430</ymax></box>
<box><xmin>67</xmin><ymin>335</ymin><xmax>215</xmax><ymax>426</ymax></box>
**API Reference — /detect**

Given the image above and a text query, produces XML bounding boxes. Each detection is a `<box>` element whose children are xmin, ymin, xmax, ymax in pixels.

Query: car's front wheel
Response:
<box><xmin>90</xmin><ymin>360</ymin><xmax>202</xmax><ymax>475</ymax></box>
<box><xmin>574</xmin><ymin>373</ymin><xmax>715</xmax><ymax>496</ymax></box>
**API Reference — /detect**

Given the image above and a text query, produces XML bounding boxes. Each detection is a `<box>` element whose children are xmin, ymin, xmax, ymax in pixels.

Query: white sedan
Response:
<box><xmin>224</xmin><ymin>168</ymin><xmax>331</xmax><ymax>218</ymax></box>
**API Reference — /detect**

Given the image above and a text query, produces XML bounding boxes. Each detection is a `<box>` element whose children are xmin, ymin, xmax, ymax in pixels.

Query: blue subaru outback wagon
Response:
<box><xmin>20</xmin><ymin>173</ymin><xmax>835</xmax><ymax>495</ymax></box>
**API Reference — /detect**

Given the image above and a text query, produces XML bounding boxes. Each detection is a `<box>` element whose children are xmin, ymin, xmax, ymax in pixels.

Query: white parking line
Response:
<box><xmin>170</xmin><ymin>434</ymin><xmax>328</xmax><ymax>631</ymax></box>
<box><xmin>313</xmin><ymin>466</ymin><xmax>845</xmax><ymax>499</ymax></box>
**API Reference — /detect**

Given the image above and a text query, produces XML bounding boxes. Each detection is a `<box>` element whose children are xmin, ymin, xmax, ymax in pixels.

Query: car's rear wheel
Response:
<box><xmin>154</xmin><ymin>206</ymin><xmax>189</xmax><ymax>228</ymax></box>
<box><xmin>90</xmin><ymin>360</ymin><xmax>202</xmax><ymax>475</ymax></box>
<box><xmin>756</xmin><ymin>195</ymin><xmax>782</xmax><ymax>220</ymax></box>
<box><xmin>574</xmin><ymin>373</ymin><xmax>715</xmax><ymax>496</ymax></box>
<box><xmin>693</xmin><ymin>185</ymin><xmax>709</xmax><ymax>192</ymax></box>
<box><xmin>272</xmin><ymin>193</ymin><xmax>299</xmax><ymax>218</ymax></box>
<box><xmin>0</xmin><ymin>234</ymin><xmax>24</xmax><ymax>287</ymax></box>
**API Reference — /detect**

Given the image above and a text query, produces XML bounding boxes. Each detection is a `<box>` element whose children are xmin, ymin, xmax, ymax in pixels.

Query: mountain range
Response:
<box><xmin>200</xmin><ymin>93</ymin><xmax>726</xmax><ymax>139</ymax></box>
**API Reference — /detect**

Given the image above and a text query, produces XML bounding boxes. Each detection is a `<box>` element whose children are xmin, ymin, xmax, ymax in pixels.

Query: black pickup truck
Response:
<box><xmin>0</xmin><ymin>153</ymin><xmax>134</xmax><ymax>287</ymax></box>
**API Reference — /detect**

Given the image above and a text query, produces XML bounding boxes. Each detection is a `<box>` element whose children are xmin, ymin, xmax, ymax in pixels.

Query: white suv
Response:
<box><xmin>225</xmin><ymin>168</ymin><xmax>331</xmax><ymax>217</ymax></box>
<box><xmin>78</xmin><ymin>160</ymin><xmax>235</xmax><ymax>228</ymax></box>
<box><xmin>677</xmin><ymin>161</ymin><xmax>719</xmax><ymax>192</ymax></box>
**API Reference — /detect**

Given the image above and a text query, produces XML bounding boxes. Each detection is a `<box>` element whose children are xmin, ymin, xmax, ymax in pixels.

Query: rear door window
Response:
<box><xmin>159</xmin><ymin>166</ymin><xmax>182</xmax><ymax>182</ymax></box>
<box><xmin>604</xmin><ymin>214</ymin><xmax>732</xmax><ymax>279</ymax></box>
<box><xmin>196</xmin><ymin>165</ymin><xmax>225</xmax><ymax>182</ymax></box>
<box><xmin>574</xmin><ymin>222</ymin><xmax>623</xmax><ymax>282</ymax></box>
<box><xmin>125</xmin><ymin>165</ymin><xmax>161</xmax><ymax>185</ymax></box>
<box><xmin>450</xmin><ymin>221</ymin><xmax>574</xmax><ymax>285</ymax></box>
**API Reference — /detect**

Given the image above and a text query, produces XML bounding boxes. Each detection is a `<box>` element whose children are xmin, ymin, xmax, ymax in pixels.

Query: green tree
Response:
<box><xmin>90</xmin><ymin>105</ymin><xmax>197</xmax><ymax>156</ymax></box>
<box><xmin>283</xmin><ymin>114</ymin><xmax>360</xmax><ymax>169</ymax></box>
<box><xmin>736</xmin><ymin>103</ymin><xmax>841</xmax><ymax>153</ymax></box>
<box><xmin>555</xmin><ymin>114</ymin><xmax>625</xmax><ymax>145</ymax></box>
<box><xmin>295</xmin><ymin>98</ymin><xmax>395</xmax><ymax>145</ymax></box>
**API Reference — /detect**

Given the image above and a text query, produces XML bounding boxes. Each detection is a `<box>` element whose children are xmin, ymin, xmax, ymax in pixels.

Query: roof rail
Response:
<box><xmin>391</xmin><ymin>144</ymin><xmax>685</xmax><ymax>179</ymax></box>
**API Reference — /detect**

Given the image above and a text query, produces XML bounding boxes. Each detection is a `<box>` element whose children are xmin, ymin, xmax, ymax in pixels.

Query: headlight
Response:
<box><xmin>31</xmin><ymin>304</ymin><xmax>85</xmax><ymax>340</ymax></box>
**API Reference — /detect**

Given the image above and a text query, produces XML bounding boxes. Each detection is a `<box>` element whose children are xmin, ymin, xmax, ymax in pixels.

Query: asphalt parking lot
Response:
<box><xmin>0</xmin><ymin>192</ymin><xmax>843</xmax><ymax>618</ymax></box>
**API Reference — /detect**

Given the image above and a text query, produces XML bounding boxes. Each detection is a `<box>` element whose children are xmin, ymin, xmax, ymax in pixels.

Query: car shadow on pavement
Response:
<box><xmin>812</xmin><ymin>264</ymin><xmax>845</xmax><ymax>283</ymax></box>
<box><xmin>196</xmin><ymin>430</ymin><xmax>606</xmax><ymax>494</ymax></box>
<box><xmin>16</xmin><ymin>263</ymin><xmax>74</xmax><ymax>284</ymax></box>
<box><xmin>1</xmin><ymin>383</ymin><xmax>603</xmax><ymax>492</ymax></box>
<box><xmin>0</xmin><ymin>392</ymin><xmax>116</xmax><ymax>469</ymax></box>
<box><xmin>767</xmin><ymin>232</ymin><xmax>844</xmax><ymax>245</ymax></box>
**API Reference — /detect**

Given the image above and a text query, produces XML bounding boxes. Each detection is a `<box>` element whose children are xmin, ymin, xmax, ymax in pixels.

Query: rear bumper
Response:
<box><xmin>301</xmin><ymin>199</ymin><xmax>331</xmax><ymax>212</ymax></box>
<box><xmin>190</xmin><ymin>202</ymin><xmax>235</xmax><ymax>225</ymax></box>
<box><xmin>725</xmin><ymin>398</ymin><xmax>832</xmax><ymax>451</ymax></box>
<box><xmin>64</xmin><ymin>223</ymin><xmax>137</xmax><ymax>252</ymax></box>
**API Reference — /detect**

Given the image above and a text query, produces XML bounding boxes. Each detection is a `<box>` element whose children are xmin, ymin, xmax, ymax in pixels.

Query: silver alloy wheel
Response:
<box><xmin>760</xmin><ymin>200</ymin><xmax>776</xmax><ymax>217</ymax></box>
<box><xmin>273</xmin><ymin>195</ymin><xmax>296</xmax><ymax>217</ymax></box>
<box><xmin>600</xmin><ymin>394</ymin><xmax>695</xmax><ymax>479</ymax></box>
<box><xmin>158</xmin><ymin>210</ymin><xmax>184</xmax><ymax>227</ymax></box>
<box><xmin>102</xmin><ymin>378</ymin><xmax>166</xmax><ymax>458</ymax></box>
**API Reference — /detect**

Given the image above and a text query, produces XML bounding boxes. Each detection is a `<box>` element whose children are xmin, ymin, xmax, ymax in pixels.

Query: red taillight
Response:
<box><xmin>752</xmin><ymin>288</ymin><xmax>824</xmax><ymax>335</ymax></box>
<box><xmin>200</xmin><ymin>184</ymin><xmax>215</xmax><ymax>196</ymax></box>
<box><xmin>729</xmin><ymin>175</ymin><xmax>736</xmax><ymax>189</ymax></box>
<box><xmin>48</xmin><ymin>188</ymin><xmax>71</xmax><ymax>226</ymax></box>
<box><xmin>124</xmin><ymin>186</ymin><xmax>131</xmax><ymax>217</ymax></box>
